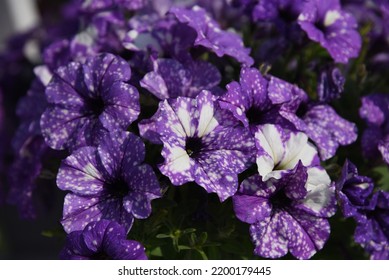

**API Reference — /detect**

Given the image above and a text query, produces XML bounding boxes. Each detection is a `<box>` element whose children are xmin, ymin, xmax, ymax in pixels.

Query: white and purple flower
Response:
<box><xmin>233</xmin><ymin>124</ymin><xmax>335</xmax><ymax>259</ymax></box>
<box><xmin>57</xmin><ymin>131</ymin><xmax>161</xmax><ymax>233</ymax></box>
<box><xmin>139</xmin><ymin>90</ymin><xmax>255</xmax><ymax>201</ymax></box>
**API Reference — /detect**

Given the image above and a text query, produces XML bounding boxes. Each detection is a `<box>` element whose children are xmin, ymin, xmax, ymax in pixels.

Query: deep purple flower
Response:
<box><xmin>317</xmin><ymin>65</ymin><xmax>345</xmax><ymax>102</ymax></box>
<box><xmin>298</xmin><ymin>0</ymin><xmax>362</xmax><ymax>63</ymax></box>
<box><xmin>7</xmin><ymin>137</ymin><xmax>50</xmax><ymax>219</ymax></box>
<box><xmin>140</xmin><ymin>57</ymin><xmax>221</xmax><ymax>100</ymax></box>
<box><xmin>57</xmin><ymin>131</ymin><xmax>161</xmax><ymax>233</ymax></box>
<box><xmin>12</xmin><ymin>78</ymin><xmax>48</xmax><ymax>153</ymax></box>
<box><xmin>139</xmin><ymin>90</ymin><xmax>254</xmax><ymax>201</ymax></box>
<box><xmin>302</xmin><ymin>104</ymin><xmax>358</xmax><ymax>160</ymax></box>
<box><xmin>253</xmin><ymin>0</ymin><xmax>303</xmax><ymax>24</ymax></box>
<box><xmin>359</xmin><ymin>93</ymin><xmax>389</xmax><ymax>164</ymax></box>
<box><xmin>218</xmin><ymin>67</ymin><xmax>307</xmax><ymax>133</ymax></box>
<box><xmin>40</xmin><ymin>53</ymin><xmax>140</xmax><ymax>151</ymax></box>
<box><xmin>335</xmin><ymin>160</ymin><xmax>375</xmax><ymax>223</ymax></box>
<box><xmin>60</xmin><ymin>219</ymin><xmax>147</xmax><ymax>260</ymax></box>
<box><xmin>170</xmin><ymin>5</ymin><xmax>254</xmax><ymax>65</ymax></box>
<box><xmin>354</xmin><ymin>191</ymin><xmax>389</xmax><ymax>260</ymax></box>
<box><xmin>233</xmin><ymin>125</ymin><xmax>335</xmax><ymax>259</ymax></box>
<box><xmin>7</xmin><ymin>76</ymin><xmax>51</xmax><ymax>219</ymax></box>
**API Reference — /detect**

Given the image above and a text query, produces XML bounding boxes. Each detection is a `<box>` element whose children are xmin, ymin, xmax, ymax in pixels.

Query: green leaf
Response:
<box><xmin>149</xmin><ymin>247</ymin><xmax>163</xmax><ymax>257</ymax></box>
<box><xmin>372</xmin><ymin>165</ymin><xmax>389</xmax><ymax>191</ymax></box>
<box><xmin>156</xmin><ymin>233</ymin><xmax>171</xmax><ymax>239</ymax></box>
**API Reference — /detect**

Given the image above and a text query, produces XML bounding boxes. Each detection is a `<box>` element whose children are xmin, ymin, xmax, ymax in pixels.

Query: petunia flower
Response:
<box><xmin>170</xmin><ymin>5</ymin><xmax>254</xmax><ymax>65</ymax></box>
<box><xmin>40</xmin><ymin>53</ymin><xmax>140</xmax><ymax>151</ymax></box>
<box><xmin>57</xmin><ymin>131</ymin><xmax>161</xmax><ymax>233</ymax></box>
<box><xmin>139</xmin><ymin>90</ymin><xmax>255</xmax><ymax>201</ymax></box>
<box><xmin>335</xmin><ymin>160</ymin><xmax>375</xmax><ymax>223</ymax></box>
<box><xmin>298</xmin><ymin>0</ymin><xmax>362</xmax><ymax>63</ymax></box>
<box><xmin>354</xmin><ymin>191</ymin><xmax>389</xmax><ymax>260</ymax></box>
<box><xmin>301</xmin><ymin>104</ymin><xmax>358</xmax><ymax>160</ymax></box>
<box><xmin>218</xmin><ymin>67</ymin><xmax>307</xmax><ymax>134</ymax></box>
<box><xmin>140</xmin><ymin>57</ymin><xmax>221</xmax><ymax>100</ymax></box>
<box><xmin>60</xmin><ymin>219</ymin><xmax>147</xmax><ymax>260</ymax></box>
<box><xmin>359</xmin><ymin>93</ymin><xmax>389</xmax><ymax>165</ymax></box>
<box><xmin>233</xmin><ymin>124</ymin><xmax>335</xmax><ymax>259</ymax></box>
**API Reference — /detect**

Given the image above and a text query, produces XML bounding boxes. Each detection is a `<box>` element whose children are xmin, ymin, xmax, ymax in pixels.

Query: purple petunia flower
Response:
<box><xmin>317</xmin><ymin>65</ymin><xmax>345</xmax><ymax>102</ymax></box>
<box><xmin>60</xmin><ymin>219</ymin><xmax>147</xmax><ymax>260</ymax></box>
<box><xmin>354</xmin><ymin>191</ymin><xmax>389</xmax><ymax>260</ymax></box>
<box><xmin>7</xmin><ymin>74</ymin><xmax>54</xmax><ymax>219</ymax></box>
<box><xmin>359</xmin><ymin>93</ymin><xmax>389</xmax><ymax>164</ymax></box>
<box><xmin>301</xmin><ymin>104</ymin><xmax>358</xmax><ymax>160</ymax></box>
<box><xmin>40</xmin><ymin>53</ymin><xmax>140</xmax><ymax>151</ymax></box>
<box><xmin>252</xmin><ymin>0</ymin><xmax>303</xmax><ymax>24</ymax></box>
<box><xmin>335</xmin><ymin>160</ymin><xmax>375</xmax><ymax>223</ymax></box>
<box><xmin>218</xmin><ymin>67</ymin><xmax>307</xmax><ymax>133</ymax></box>
<box><xmin>298</xmin><ymin>0</ymin><xmax>362</xmax><ymax>63</ymax></box>
<box><xmin>139</xmin><ymin>90</ymin><xmax>254</xmax><ymax>201</ymax></box>
<box><xmin>7</xmin><ymin>137</ymin><xmax>50</xmax><ymax>219</ymax></box>
<box><xmin>57</xmin><ymin>131</ymin><xmax>161</xmax><ymax>233</ymax></box>
<box><xmin>170</xmin><ymin>5</ymin><xmax>254</xmax><ymax>65</ymax></box>
<box><xmin>140</xmin><ymin>57</ymin><xmax>221</xmax><ymax>100</ymax></box>
<box><xmin>233</xmin><ymin>125</ymin><xmax>335</xmax><ymax>259</ymax></box>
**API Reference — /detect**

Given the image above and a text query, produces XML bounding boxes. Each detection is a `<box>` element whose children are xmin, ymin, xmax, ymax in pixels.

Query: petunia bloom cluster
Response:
<box><xmin>1</xmin><ymin>0</ymin><xmax>389</xmax><ymax>260</ymax></box>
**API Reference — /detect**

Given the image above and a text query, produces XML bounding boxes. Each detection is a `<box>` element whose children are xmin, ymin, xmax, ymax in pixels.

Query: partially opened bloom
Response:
<box><xmin>335</xmin><ymin>160</ymin><xmax>375</xmax><ymax>223</ymax></box>
<box><xmin>40</xmin><ymin>53</ymin><xmax>140</xmax><ymax>151</ymax></box>
<box><xmin>60</xmin><ymin>219</ymin><xmax>147</xmax><ymax>260</ymax></box>
<box><xmin>233</xmin><ymin>124</ymin><xmax>335</xmax><ymax>259</ymax></box>
<box><xmin>317</xmin><ymin>65</ymin><xmax>345</xmax><ymax>102</ymax></box>
<box><xmin>298</xmin><ymin>0</ymin><xmax>361</xmax><ymax>63</ymax></box>
<box><xmin>359</xmin><ymin>93</ymin><xmax>389</xmax><ymax>164</ymax></box>
<box><xmin>57</xmin><ymin>131</ymin><xmax>161</xmax><ymax>233</ymax></box>
<box><xmin>354</xmin><ymin>191</ymin><xmax>389</xmax><ymax>260</ymax></box>
<box><xmin>170</xmin><ymin>5</ymin><xmax>254</xmax><ymax>65</ymax></box>
<box><xmin>139</xmin><ymin>90</ymin><xmax>254</xmax><ymax>201</ymax></box>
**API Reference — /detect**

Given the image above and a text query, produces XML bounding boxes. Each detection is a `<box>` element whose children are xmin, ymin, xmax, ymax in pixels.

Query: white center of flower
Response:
<box><xmin>255</xmin><ymin>124</ymin><xmax>318</xmax><ymax>180</ymax></box>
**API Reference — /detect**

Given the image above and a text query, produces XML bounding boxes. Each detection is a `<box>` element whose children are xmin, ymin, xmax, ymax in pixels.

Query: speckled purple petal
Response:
<box><xmin>60</xmin><ymin>219</ymin><xmax>147</xmax><ymax>260</ymax></box>
<box><xmin>141</xmin><ymin>58</ymin><xmax>192</xmax><ymax>99</ymax></box>
<box><xmin>354</xmin><ymin>191</ymin><xmax>389</xmax><ymax>259</ymax></box>
<box><xmin>336</xmin><ymin>160</ymin><xmax>375</xmax><ymax>221</ymax></box>
<box><xmin>57</xmin><ymin>146</ymin><xmax>105</xmax><ymax>196</ymax></box>
<box><xmin>250</xmin><ymin>212</ymin><xmax>288</xmax><ymax>259</ymax></box>
<box><xmin>233</xmin><ymin>175</ymin><xmax>272</xmax><ymax>224</ymax></box>
<box><xmin>170</xmin><ymin>5</ymin><xmax>253</xmax><ymax>65</ymax></box>
<box><xmin>62</xmin><ymin>194</ymin><xmax>104</xmax><ymax>233</ymax></box>
<box><xmin>303</xmin><ymin>104</ymin><xmax>357</xmax><ymax>160</ymax></box>
<box><xmin>99</xmin><ymin>82</ymin><xmax>140</xmax><ymax>131</ymax></box>
<box><xmin>298</xmin><ymin>0</ymin><xmax>361</xmax><ymax>63</ymax></box>
<box><xmin>283</xmin><ymin>208</ymin><xmax>331</xmax><ymax>259</ymax></box>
